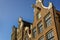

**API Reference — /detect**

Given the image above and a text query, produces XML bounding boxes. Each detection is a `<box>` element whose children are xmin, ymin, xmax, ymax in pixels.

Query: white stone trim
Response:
<box><xmin>36</xmin><ymin>0</ymin><xmax>52</xmax><ymax>9</ymax></box>
<box><xmin>36</xmin><ymin>0</ymin><xmax>38</xmax><ymax>3</ymax></box>
<box><xmin>28</xmin><ymin>34</ymin><xmax>31</xmax><ymax>38</ymax></box>
<box><xmin>20</xmin><ymin>22</ymin><xmax>23</xmax><ymax>29</ymax></box>
<box><xmin>38</xmin><ymin>0</ymin><xmax>53</xmax><ymax>9</ymax></box>
<box><xmin>39</xmin><ymin>0</ymin><xmax>42</xmax><ymax>2</ymax></box>
<box><xmin>25</xmin><ymin>27</ymin><xmax>29</xmax><ymax>31</ymax></box>
<box><xmin>41</xmin><ymin>2</ymin><xmax>52</xmax><ymax>9</ymax></box>
<box><xmin>17</xmin><ymin>29</ymin><xmax>19</xmax><ymax>32</ymax></box>
<box><xmin>18</xmin><ymin>17</ymin><xmax>22</xmax><ymax>22</ymax></box>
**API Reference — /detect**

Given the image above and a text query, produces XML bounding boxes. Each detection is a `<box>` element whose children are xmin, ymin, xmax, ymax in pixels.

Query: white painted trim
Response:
<box><xmin>18</xmin><ymin>17</ymin><xmax>22</xmax><ymax>22</ymax></box>
<box><xmin>20</xmin><ymin>22</ymin><xmax>23</xmax><ymax>29</ymax></box>
<box><xmin>39</xmin><ymin>0</ymin><xmax>42</xmax><ymax>2</ymax></box>
<box><xmin>38</xmin><ymin>0</ymin><xmax>53</xmax><ymax>9</ymax></box>
<box><xmin>25</xmin><ymin>27</ymin><xmax>29</xmax><ymax>31</ymax></box>
<box><xmin>28</xmin><ymin>34</ymin><xmax>31</xmax><ymax>38</ymax></box>
<box><xmin>41</xmin><ymin>2</ymin><xmax>52</xmax><ymax>9</ymax></box>
<box><xmin>17</xmin><ymin>29</ymin><xmax>19</xmax><ymax>32</ymax></box>
<box><xmin>31</xmin><ymin>25</ymin><xmax>32</xmax><ymax>29</ymax></box>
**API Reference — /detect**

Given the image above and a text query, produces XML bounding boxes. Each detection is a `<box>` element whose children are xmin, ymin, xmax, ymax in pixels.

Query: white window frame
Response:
<box><xmin>37</xmin><ymin>13</ymin><xmax>41</xmax><ymax>19</ymax></box>
<box><xmin>38</xmin><ymin>21</ymin><xmax>43</xmax><ymax>33</ymax></box>
<box><xmin>47</xmin><ymin>30</ymin><xmax>54</xmax><ymax>40</ymax></box>
<box><xmin>45</xmin><ymin>13</ymin><xmax>51</xmax><ymax>27</ymax></box>
<box><xmin>32</xmin><ymin>28</ymin><xmax>36</xmax><ymax>38</ymax></box>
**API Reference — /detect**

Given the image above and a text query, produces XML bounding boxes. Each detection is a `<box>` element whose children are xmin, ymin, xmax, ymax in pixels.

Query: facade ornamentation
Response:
<box><xmin>11</xmin><ymin>0</ymin><xmax>60</xmax><ymax>40</ymax></box>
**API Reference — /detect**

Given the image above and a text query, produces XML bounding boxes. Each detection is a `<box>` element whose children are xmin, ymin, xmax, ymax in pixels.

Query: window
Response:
<box><xmin>46</xmin><ymin>30</ymin><xmax>54</xmax><ymax>40</ymax></box>
<box><xmin>37</xmin><ymin>13</ymin><xmax>41</xmax><ymax>19</ymax></box>
<box><xmin>45</xmin><ymin>13</ymin><xmax>51</xmax><ymax>27</ymax></box>
<box><xmin>38</xmin><ymin>36</ymin><xmax>44</xmax><ymax>40</ymax></box>
<box><xmin>37</xmin><ymin>21</ymin><xmax>43</xmax><ymax>33</ymax></box>
<box><xmin>32</xmin><ymin>28</ymin><xmax>36</xmax><ymax>38</ymax></box>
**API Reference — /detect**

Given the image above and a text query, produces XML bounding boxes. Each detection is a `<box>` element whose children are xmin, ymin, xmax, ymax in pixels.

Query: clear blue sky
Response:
<box><xmin>0</xmin><ymin>0</ymin><xmax>60</xmax><ymax>40</ymax></box>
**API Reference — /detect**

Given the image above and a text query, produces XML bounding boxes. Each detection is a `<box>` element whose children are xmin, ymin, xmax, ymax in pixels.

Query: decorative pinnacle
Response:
<box><xmin>18</xmin><ymin>17</ymin><xmax>23</xmax><ymax>22</ymax></box>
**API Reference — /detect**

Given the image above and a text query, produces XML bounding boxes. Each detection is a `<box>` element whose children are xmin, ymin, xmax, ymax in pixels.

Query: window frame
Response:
<box><xmin>32</xmin><ymin>27</ymin><xmax>36</xmax><ymax>38</ymax></box>
<box><xmin>44</xmin><ymin>12</ymin><xmax>52</xmax><ymax>27</ymax></box>
<box><xmin>37</xmin><ymin>21</ymin><xmax>43</xmax><ymax>34</ymax></box>
<box><xmin>37</xmin><ymin>12</ymin><xmax>41</xmax><ymax>20</ymax></box>
<box><xmin>46</xmin><ymin>30</ymin><xmax>54</xmax><ymax>40</ymax></box>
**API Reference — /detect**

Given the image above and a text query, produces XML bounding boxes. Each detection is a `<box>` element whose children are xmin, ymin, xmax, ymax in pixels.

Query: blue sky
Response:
<box><xmin>0</xmin><ymin>0</ymin><xmax>60</xmax><ymax>40</ymax></box>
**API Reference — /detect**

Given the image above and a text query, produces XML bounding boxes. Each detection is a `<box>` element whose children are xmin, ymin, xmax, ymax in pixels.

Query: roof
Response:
<box><xmin>22</xmin><ymin>20</ymin><xmax>32</xmax><ymax>27</ymax></box>
<box><xmin>56</xmin><ymin>10</ymin><xmax>60</xmax><ymax>15</ymax></box>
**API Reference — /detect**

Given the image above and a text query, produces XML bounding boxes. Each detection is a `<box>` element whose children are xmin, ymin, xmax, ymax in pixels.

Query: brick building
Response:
<box><xmin>11</xmin><ymin>0</ymin><xmax>60</xmax><ymax>40</ymax></box>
